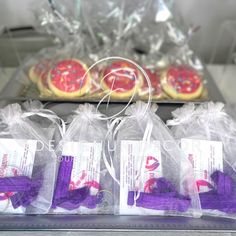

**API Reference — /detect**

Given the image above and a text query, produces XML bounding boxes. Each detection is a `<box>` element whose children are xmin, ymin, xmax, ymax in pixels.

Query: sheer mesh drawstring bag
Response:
<box><xmin>105</xmin><ymin>101</ymin><xmax>201</xmax><ymax>217</ymax></box>
<box><xmin>22</xmin><ymin>100</ymin><xmax>65</xmax><ymax>145</ymax></box>
<box><xmin>52</xmin><ymin>103</ymin><xmax>113</xmax><ymax>214</ymax></box>
<box><xmin>0</xmin><ymin>103</ymin><xmax>57</xmax><ymax>214</ymax></box>
<box><xmin>168</xmin><ymin>102</ymin><xmax>236</xmax><ymax>219</ymax></box>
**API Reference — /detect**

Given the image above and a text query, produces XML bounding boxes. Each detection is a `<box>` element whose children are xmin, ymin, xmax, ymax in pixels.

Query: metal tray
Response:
<box><xmin>0</xmin><ymin>65</ymin><xmax>225</xmax><ymax>104</ymax></box>
<box><xmin>0</xmin><ymin>215</ymin><xmax>236</xmax><ymax>231</ymax></box>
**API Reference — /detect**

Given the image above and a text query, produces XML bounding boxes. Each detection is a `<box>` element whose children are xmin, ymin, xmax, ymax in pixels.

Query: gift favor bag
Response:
<box><xmin>106</xmin><ymin>101</ymin><xmax>201</xmax><ymax>217</ymax></box>
<box><xmin>52</xmin><ymin>103</ymin><xmax>113</xmax><ymax>214</ymax></box>
<box><xmin>168</xmin><ymin>102</ymin><xmax>236</xmax><ymax>218</ymax></box>
<box><xmin>22</xmin><ymin>100</ymin><xmax>65</xmax><ymax>145</ymax></box>
<box><xmin>0</xmin><ymin>103</ymin><xmax>57</xmax><ymax>214</ymax></box>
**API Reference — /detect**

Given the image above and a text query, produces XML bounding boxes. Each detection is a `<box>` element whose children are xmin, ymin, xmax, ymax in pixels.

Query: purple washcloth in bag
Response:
<box><xmin>56</xmin><ymin>188</ymin><xmax>103</xmax><ymax>210</ymax></box>
<box><xmin>55</xmin><ymin>186</ymin><xmax>90</xmax><ymax>210</ymax></box>
<box><xmin>200</xmin><ymin>170</ymin><xmax>236</xmax><ymax>213</ymax></box>
<box><xmin>150</xmin><ymin>178</ymin><xmax>177</xmax><ymax>196</ymax></box>
<box><xmin>127</xmin><ymin>178</ymin><xmax>191</xmax><ymax>212</ymax></box>
<box><xmin>0</xmin><ymin>176</ymin><xmax>34</xmax><ymax>192</ymax></box>
<box><xmin>211</xmin><ymin>171</ymin><xmax>233</xmax><ymax>196</ymax></box>
<box><xmin>128</xmin><ymin>192</ymin><xmax>191</xmax><ymax>212</ymax></box>
<box><xmin>58</xmin><ymin>193</ymin><xmax>101</xmax><ymax>210</ymax></box>
<box><xmin>52</xmin><ymin>156</ymin><xmax>74</xmax><ymax>208</ymax></box>
<box><xmin>0</xmin><ymin>175</ymin><xmax>43</xmax><ymax>208</ymax></box>
<box><xmin>80</xmin><ymin>191</ymin><xmax>104</xmax><ymax>209</ymax></box>
<box><xmin>200</xmin><ymin>191</ymin><xmax>236</xmax><ymax>213</ymax></box>
<box><xmin>10</xmin><ymin>177</ymin><xmax>43</xmax><ymax>208</ymax></box>
<box><xmin>61</xmin><ymin>190</ymin><xmax>104</xmax><ymax>210</ymax></box>
<box><xmin>52</xmin><ymin>156</ymin><xmax>103</xmax><ymax>210</ymax></box>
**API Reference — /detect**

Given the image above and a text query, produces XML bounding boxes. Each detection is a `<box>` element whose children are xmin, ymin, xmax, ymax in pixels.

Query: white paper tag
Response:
<box><xmin>0</xmin><ymin>138</ymin><xmax>37</xmax><ymax>213</ymax></box>
<box><xmin>119</xmin><ymin>140</ymin><xmax>162</xmax><ymax>215</ymax></box>
<box><xmin>181</xmin><ymin>138</ymin><xmax>223</xmax><ymax>193</ymax></box>
<box><xmin>62</xmin><ymin>142</ymin><xmax>102</xmax><ymax>212</ymax></box>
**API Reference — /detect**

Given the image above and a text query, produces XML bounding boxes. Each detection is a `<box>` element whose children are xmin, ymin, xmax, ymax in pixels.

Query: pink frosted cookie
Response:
<box><xmin>28</xmin><ymin>59</ymin><xmax>51</xmax><ymax>83</ymax></box>
<box><xmin>101</xmin><ymin>61</ymin><xmax>143</xmax><ymax>99</ymax></box>
<box><xmin>161</xmin><ymin>65</ymin><xmax>203</xmax><ymax>100</ymax></box>
<box><xmin>48</xmin><ymin>59</ymin><xmax>91</xmax><ymax>98</ymax></box>
<box><xmin>37</xmin><ymin>70</ymin><xmax>53</xmax><ymax>97</ymax></box>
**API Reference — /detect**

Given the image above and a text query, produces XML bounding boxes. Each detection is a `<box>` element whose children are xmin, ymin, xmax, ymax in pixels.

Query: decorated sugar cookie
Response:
<box><xmin>101</xmin><ymin>61</ymin><xmax>143</xmax><ymax>99</ymax></box>
<box><xmin>139</xmin><ymin>69</ymin><xmax>163</xmax><ymax>100</ymax></box>
<box><xmin>37</xmin><ymin>70</ymin><xmax>53</xmax><ymax>97</ymax></box>
<box><xmin>48</xmin><ymin>59</ymin><xmax>91</xmax><ymax>98</ymax></box>
<box><xmin>161</xmin><ymin>65</ymin><xmax>203</xmax><ymax>100</ymax></box>
<box><xmin>28</xmin><ymin>59</ymin><xmax>51</xmax><ymax>84</ymax></box>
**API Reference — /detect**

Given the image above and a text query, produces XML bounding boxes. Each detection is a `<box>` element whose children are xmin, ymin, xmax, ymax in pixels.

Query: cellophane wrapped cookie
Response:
<box><xmin>0</xmin><ymin>103</ymin><xmax>57</xmax><ymax>214</ymax></box>
<box><xmin>167</xmin><ymin>102</ymin><xmax>236</xmax><ymax>219</ymax></box>
<box><xmin>107</xmin><ymin>101</ymin><xmax>200</xmax><ymax>217</ymax></box>
<box><xmin>52</xmin><ymin>104</ymin><xmax>113</xmax><ymax>214</ymax></box>
<box><xmin>6</xmin><ymin>0</ymin><xmax>208</xmax><ymax>102</ymax></box>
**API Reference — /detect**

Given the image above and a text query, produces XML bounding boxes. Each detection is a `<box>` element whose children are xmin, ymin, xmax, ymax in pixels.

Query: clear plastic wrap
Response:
<box><xmin>5</xmin><ymin>0</ymin><xmax>209</xmax><ymax>102</ymax></box>
<box><xmin>104</xmin><ymin>101</ymin><xmax>201</xmax><ymax>217</ymax></box>
<box><xmin>52</xmin><ymin>103</ymin><xmax>113</xmax><ymax>214</ymax></box>
<box><xmin>33</xmin><ymin>0</ymin><xmax>81</xmax><ymax>43</ymax></box>
<box><xmin>167</xmin><ymin>102</ymin><xmax>236</xmax><ymax>219</ymax></box>
<box><xmin>0</xmin><ymin>103</ymin><xmax>57</xmax><ymax>214</ymax></box>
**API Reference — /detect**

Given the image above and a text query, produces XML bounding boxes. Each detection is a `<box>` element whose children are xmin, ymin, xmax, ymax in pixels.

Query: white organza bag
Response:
<box><xmin>22</xmin><ymin>100</ymin><xmax>65</xmax><ymax>144</ymax></box>
<box><xmin>0</xmin><ymin>103</ymin><xmax>57</xmax><ymax>214</ymax></box>
<box><xmin>168</xmin><ymin>102</ymin><xmax>236</xmax><ymax>218</ymax></box>
<box><xmin>52</xmin><ymin>103</ymin><xmax>113</xmax><ymax>214</ymax></box>
<box><xmin>105</xmin><ymin>101</ymin><xmax>201</xmax><ymax>217</ymax></box>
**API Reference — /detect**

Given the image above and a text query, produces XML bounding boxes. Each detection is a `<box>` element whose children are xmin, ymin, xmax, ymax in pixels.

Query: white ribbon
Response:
<box><xmin>134</xmin><ymin>119</ymin><xmax>153</xmax><ymax>202</ymax></box>
<box><xmin>22</xmin><ymin>101</ymin><xmax>66</xmax><ymax>138</ymax></box>
<box><xmin>102</xmin><ymin>103</ymin><xmax>155</xmax><ymax>192</ymax></box>
<box><xmin>102</xmin><ymin>117</ymin><xmax>126</xmax><ymax>185</ymax></box>
<box><xmin>23</xmin><ymin>110</ymin><xmax>66</xmax><ymax>138</ymax></box>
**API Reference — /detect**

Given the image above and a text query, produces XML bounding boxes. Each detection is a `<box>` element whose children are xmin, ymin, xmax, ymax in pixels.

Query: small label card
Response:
<box><xmin>181</xmin><ymin>138</ymin><xmax>223</xmax><ymax>193</ymax></box>
<box><xmin>0</xmin><ymin>138</ymin><xmax>37</xmax><ymax>213</ymax></box>
<box><xmin>119</xmin><ymin>140</ymin><xmax>162</xmax><ymax>215</ymax></box>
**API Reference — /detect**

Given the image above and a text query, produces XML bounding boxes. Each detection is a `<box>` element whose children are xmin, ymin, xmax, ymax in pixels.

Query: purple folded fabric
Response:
<box><xmin>150</xmin><ymin>178</ymin><xmax>177</xmax><ymax>196</ymax></box>
<box><xmin>128</xmin><ymin>191</ymin><xmax>191</xmax><ymax>212</ymax></box>
<box><xmin>200</xmin><ymin>191</ymin><xmax>236</xmax><ymax>213</ymax></box>
<box><xmin>199</xmin><ymin>171</ymin><xmax>236</xmax><ymax>214</ymax></box>
<box><xmin>211</xmin><ymin>171</ymin><xmax>233</xmax><ymax>196</ymax></box>
<box><xmin>0</xmin><ymin>175</ymin><xmax>43</xmax><ymax>209</ymax></box>
<box><xmin>10</xmin><ymin>177</ymin><xmax>43</xmax><ymax>209</ymax></box>
<box><xmin>52</xmin><ymin>156</ymin><xmax>74</xmax><ymax>208</ymax></box>
<box><xmin>127</xmin><ymin>178</ymin><xmax>191</xmax><ymax>212</ymax></box>
<box><xmin>58</xmin><ymin>194</ymin><xmax>98</xmax><ymax>211</ymax></box>
<box><xmin>81</xmin><ymin>195</ymin><xmax>98</xmax><ymax>209</ymax></box>
<box><xmin>0</xmin><ymin>176</ymin><xmax>34</xmax><ymax>192</ymax></box>
<box><xmin>54</xmin><ymin>187</ymin><xmax>103</xmax><ymax>211</ymax></box>
<box><xmin>55</xmin><ymin>186</ymin><xmax>90</xmax><ymax>210</ymax></box>
<box><xmin>11</xmin><ymin>189</ymin><xmax>37</xmax><ymax>209</ymax></box>
<box><xmin>52</xmin><ymin>156</ymin><xmax>103</xmax><ymax>210</ymax></box>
